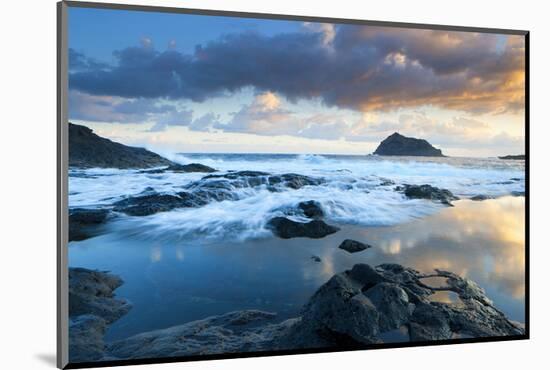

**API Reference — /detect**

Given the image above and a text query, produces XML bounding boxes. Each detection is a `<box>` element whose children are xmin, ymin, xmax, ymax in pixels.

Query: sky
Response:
<box><xmin>68</xmin><ymin>7</ymin><xmax>526</xmax><ymax>157</ymax></box>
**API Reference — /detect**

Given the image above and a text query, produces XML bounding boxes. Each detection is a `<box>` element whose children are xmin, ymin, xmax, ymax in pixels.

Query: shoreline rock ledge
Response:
<box><xmin>374</xmin><ymin>132</ymin><xmax>444</xmax><ymax>157</ymax></box>
<box><xmin>69</xmin><ymin>263</ymin><xmax>524</xmax><ymax>362</ymax></box>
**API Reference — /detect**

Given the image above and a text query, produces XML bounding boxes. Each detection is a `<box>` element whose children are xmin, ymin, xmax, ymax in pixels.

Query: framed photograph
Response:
<box><xmin>57</xmin><ymin>1</ymin><xmax>529</xmax><ymax>368</ymax></box>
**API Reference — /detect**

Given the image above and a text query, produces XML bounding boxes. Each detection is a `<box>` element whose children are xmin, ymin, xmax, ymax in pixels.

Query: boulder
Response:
<box><xmin>298</xmin><ymin>200</ymin><xmax>324</xmax><ymax>219</ymax></box>
<box><xmin>69</xmin><ymin>208</ymin><xmax>110</xmax><ymax>241</ymax></box>
<box><xmin>276</xmin><ymin>263</ymin><xmax>525</xmax><ymax>349</ymax></box>
<box><xmin>397</xmin><ymin>184</ymin><xmax>459</xmax><ymax>205</ymax></box>
<box><xmin>266</xmin><ymin>217</ymin><xmax>340</xmax><ymax>239</ymax></box>
<box><xmin>338</xmin><ymin>239</ymin><xmax>372</xmax><ymax>253</ymax></box>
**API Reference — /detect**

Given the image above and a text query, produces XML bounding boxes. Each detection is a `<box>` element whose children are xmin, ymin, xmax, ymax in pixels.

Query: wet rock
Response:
<box><xmin>311</xmin><ymin>255</ymin><xmax>322</xmax><ymax>262</ymax></box>
<box><xmin>69</xmin><ymin>208</ymin><xmax>110</xmax><ymax>241</ymax></box>
<box><xmin>166</xmin><ymin>163</ymin><xmax>215</xmax><ymax>173</ymax></box>
<box><xmin>69</xmin><ymin>314</ymin><xmax>108</xmax><ymax>363</ymax></box>
<box><xmin>266</xmin><ymin>217</ymin><xmax>340</xmax><ymax>239</ymax></box>
<box><xmin>379</xmin><ymin>178</ymin><xmax>395</xmax><ymax>186</ymax></box>
<box><xmin>107</xmin><ymin>310</ymin><xmax>286</xmax><ymax>360</ymax></box>
<box><xmin>271</xmin><ymin>173</ymin><xmax>324</xmax><ymax>189</ymax></box>
<box><xmin>338</xmin><ymin>239</ymin><xmax>372</xmax><ymax>253</ymax></box>
<box><xmin>139</xmin><ymin>163</ymin><xmax>216</xmax><ymax>174</ymax></box>
<box><xmin>277</xmin><ymin>263</ymin><xmax>524</xmax><ymax>348</ymax></box>
<box><xmin>69</xmin><ymin>268</ymin><xmax>132</xmax><ymax>363</ymax></box>
<box><xmin>113</xmin><ymin>193</ymin><xmax>201</xmax><ymax>216</ymax></box>
<box><xmin>498</xmin><ymin>155</ymin><xmax>525</xmax><ymax>160</ymax></box>
<box><xmin>87</xmin><ymin>262</ymin><xmax>524</xmax><ymax>360</ymax></box>
<box><xmin>298</xmin><ymin>200</ymin><xmax>324</xmax><ymax>219</ymax></box>
<box><xmin>397</xmin><ymin>184</ymin><xmax>459</xmax><ymax>205</ymax></box>
<box><xmin>470</xmin><ymin>194</ymin><xmax>494</xmax><ymax>201</ymax></box>
<box><xmin>204</xmin><ymin>170</ymin><xmax>271</xmax><ymax>180</ymax></box>
<box><xmin>364</xmin><ymin>283</ymin><xmax>411</xmax><ymax>332</ymax></box>
<box><xmin>69</xmin><ymin>268</ymin><xmax>132</xmax><ymax>323</ymax></box>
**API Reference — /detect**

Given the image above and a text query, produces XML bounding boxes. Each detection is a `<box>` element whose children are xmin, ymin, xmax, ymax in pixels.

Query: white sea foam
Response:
<box><xmin>69</xmin><ymin>154</ymin><xmax>525</xmax><ymax>241</ymax></box>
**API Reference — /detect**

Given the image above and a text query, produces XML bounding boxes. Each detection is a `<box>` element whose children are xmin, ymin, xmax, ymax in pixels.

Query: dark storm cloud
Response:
<box><xmin>69</xmin><ymin>25</ymin><xmax>525</xmax><ymax>114</ymax></box>
<box><xmin>69</xmin><ymin>48</ymin><xmax>109</xmax><ymax>72</ymax></box>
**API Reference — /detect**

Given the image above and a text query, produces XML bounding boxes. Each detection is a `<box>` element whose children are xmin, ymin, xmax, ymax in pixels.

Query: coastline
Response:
<box><xmin>69</xmin><ymin>195</ymin><xmax>525</xmax><ymax>349</ymax></box>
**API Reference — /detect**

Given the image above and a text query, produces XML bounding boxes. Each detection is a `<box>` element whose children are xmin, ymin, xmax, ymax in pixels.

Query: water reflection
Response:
<box><xmin>69</xmin><ymin>196</ymin><xmax>525</xmax><ymax>341</ymax></box>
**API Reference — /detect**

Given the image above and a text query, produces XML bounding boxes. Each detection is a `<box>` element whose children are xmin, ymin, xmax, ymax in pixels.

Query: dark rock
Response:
<box><xmin>107</xmin><ymin>310</ymin><xmax>287</xmax><ymax>360</ymax></box>
<box><xmin>166</xmin><ymin>163</ymin><xmax>216</xmax><ymax>173</ymax></box>
<box><xmin>291</xmin><ymin>274</ymin><xmax>381</xmax><ymax>345</ymax></box>
<box><xmin>139</xmin><ymin>163</ymin><xmax>216</xmax><ymax>174</ymax></box>
<box><xmin>69</xmin><ymin>208</ymin><xmax>110</xmax><ymax>241</ymax></box>
<box><xmin>203</xmin><ymin>170</ymin><xmax>271</xmax><ymax>180</ymax></box>
<box><xmin>113</xmin><ymin>193</ymin><xmax>201</xmax><ymax>216</ymax></box>
<box><xmin>311</xmin><ymin>255</ymin><xmax>322</xmax><ymax>262</ymax></box>
<box><xmin>276</xmin><ymin>263</ymin><xmax>524</xmax><ymax>349</ymax></box>
<box><xmin>271</xmin><ymin>173</ymin><xmax>324</xmax><ymax>189</ymax></box>
<box><xmin>498</xmin><ymin>154</ymin><xmax>525</xmax><ymax>160</ymax></box>
<box><xmin>69</xmin><ymin>122</ymin><xmax>173</xmax><ymax>169</ymax></box>
<box><xmin>203</xmin><ymin>171</ymin><xmax>323</xmax><ymax>190</ymax></box>
<box><xmin>398</xmin><ymin>184</ymin><xmax>459</xmax><ymax>205</ymax></box>
<box><xmin>69</xmin><ymin>314</ymin><xmax>108</xmax><ymax>363</ymax></box>
<box><xmin>69</xmin><ymin>268</ymin><xmax>132</xmax><ymax>323</ymax></box>
<box><xmin>266</xmin><ymin>217</ymin><xmax>340</xmax><ymax>239</ymax></box>
<box><xmin>298</xmin><ymin>200</ymin><xmax>324</xmax><ymax>219</ymax></box>
<box><xmin>91</xmin><ymin>262</ymin><xmax>525</xmax><ymax>360</ymax></box>
<box><xmin>338</xmin><ymin>239</ymin><xmax>372</xmax><ymax>253</ymax></box>
<box><xmin>374</xmin><ymin>132</ymin><xmax>444</xmax><ymax>157</ymax></box>
<box><xmin>364</xmin><ymin>283</ymin><xmax>411</xmax><ymax>332</ymax></box>
<box><xmin>379</xmin><ymin>178</ymin><xmax>395</xmax><ymax>186</ymax></box>
<box><xmin>470</xmin><ymin>194</ymin><xmax>494</xmax><ymax>201</ymax></box>
<box><xmin>511</xmin><ymin>191</ymin><xmax>525</xmax><ymax>197</ymax></box>
<box><xmin>348</xmin><ymin>264</ymin><xmax>387</xmax><ymax>286</ymax></box>
<box><xmin>68</xmin><ymin>268</ymin><xmax>132</xmax><ymax>363</ymax></box>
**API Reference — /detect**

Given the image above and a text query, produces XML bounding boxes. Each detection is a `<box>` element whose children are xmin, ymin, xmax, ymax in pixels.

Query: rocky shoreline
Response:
<box><xmin>69</xmin><ymin>171</ymin><xmax>527</xmax><ymax>242</ymax></box>
<box><xmin>69</xmin><ymin>260</ymin><xmax>524</xmax><ymax>363</ymax></box>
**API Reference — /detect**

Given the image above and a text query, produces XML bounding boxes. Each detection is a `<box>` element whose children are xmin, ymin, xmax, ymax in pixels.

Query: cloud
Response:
<box><xmin>214</xmin><ymin>91</ymin><xmax>300</xmax><ymax>135</ymax></box>
<box><xmin>69</xmin><ymin>48</ymin><xmax>109</xmax><ymax>72</ymax></box>
<box><xmin>69</xmin><ymin>90</ymin><xmax>192</xmax><ymax>129</ymax></box>
<box><xmin>69</xmin><ymin>25</ymin><xmax>525</xmax><ymax>115</ymax></box>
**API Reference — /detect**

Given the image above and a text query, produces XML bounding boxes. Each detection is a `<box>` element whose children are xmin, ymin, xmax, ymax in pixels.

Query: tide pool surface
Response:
<box><xmin>69</xmin><ymin>194</ymin><xmax>525</xmax><ymax>342</ymax></box>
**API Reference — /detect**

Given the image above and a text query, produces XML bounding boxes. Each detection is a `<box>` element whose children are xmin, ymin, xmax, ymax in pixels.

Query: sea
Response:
<box><xmin>68</xmin><ymin>154</ymin><xmax>526</xmax><ymax>342</ymax></box>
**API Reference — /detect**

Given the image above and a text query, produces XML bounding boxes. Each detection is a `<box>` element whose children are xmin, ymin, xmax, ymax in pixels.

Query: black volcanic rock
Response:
<box><xmin>166</xmin><ymin>163</ymin><xmax>215</xmax><ymax>173</ymax></box>
<box><xmin>69</xmin><ymin>208</ymin><xmax>110</xmax><ymax>241</ymax></box>
<box><xmin>69</xmin><ymin>122</ymin><xmax>173</xmax><ymax>169</ymax></box>
<box><xmin>498</xmin><ymin>154</ymin><xmax>525</xmax><ymax>160</ymax></box>
<box><xmin>267</xmin><ymin>217</ymin><xmax>340</xmax><ymax>239</ymax></box>
<box><xmin>68</xmin><ymin>268</ymin><xmax>132</xmax><ymax>362</ymax></box>
<box><xmin>397</xmin><ymin>184</ymin><xmax>459</xmax><ymax>206</ymax></box>
<box><xmin>71</xmin><ymin>263</ymin><xmax>524</xmax><ymax>361</ymax></box>
<box><xmin>338</xmin><ymin>239</ymin><xmax>372</xmax><ymax>253</ymax></box>
<box><xmin>374</xmin><ymin>132</ymin><xmax>444</xmax><ymax>157</ymax></box>
<box><xmin>298</xmin><ymin>200</ymin><xmax>324</xmax><ymax>219</ymax></box>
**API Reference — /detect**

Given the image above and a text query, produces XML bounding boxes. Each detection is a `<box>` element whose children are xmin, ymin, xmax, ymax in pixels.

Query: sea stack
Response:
<box><xmin>374</xmin><ymin>132</ymin><xmax>444</xmax><ymax>157</ymax></box>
